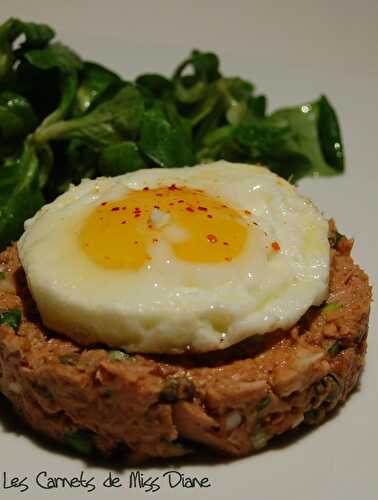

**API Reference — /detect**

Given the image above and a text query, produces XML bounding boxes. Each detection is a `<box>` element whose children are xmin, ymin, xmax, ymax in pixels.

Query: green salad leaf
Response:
<box><xmin>0</xmin><ymin>18</ymin><xmax>54</xmax><ymax>82</ymax></box>
<box><xmin>0</xmin><ymin>90</ymin><xmax>38</xmax><ymax>144</ymax></box>
<box><xmin>0</xmin><ymin>17</ymin><xmax>345</xmax><ymax>251</ymax></box>
<box><xmin>266</xmin><ymin>96</ymin><xmax>344</xmax><ymax>180</ymax></box>
<box><xmin>99</xmin><ymin>141</ymin><xmax>146</xmax><ymax>176</ymax></box>
<box><xmin>140</xmin><ymin>107</ymin><xmax>195</xmax><ymax>167</ymax></box>
<box><xmin>25</xmin><ymin>43</ymin><xmax>83</xmax><ymax>129</ymax></box>
<box><xmin>0</xmin><ymin>141</ymin><xmax>44</xmax><ymax>247</ymax></box>
<box><xmin>34</xmin><ymin>84</ymin><xmax>145</xmax><ymax>146</ymax></box>
<box><xmin>24</xmin><ymin>42</ymin><xmax>82</xmax><ymax>74</ymax></box>
<box><xmin>136</xmin><ymin>73</ymin><xmax>173</xmax><ymax>99</ymax></box>
<box><xmin>73</xmin><ymin>61</ymin><xmax>121</xmax><ymax>114</ymax></box>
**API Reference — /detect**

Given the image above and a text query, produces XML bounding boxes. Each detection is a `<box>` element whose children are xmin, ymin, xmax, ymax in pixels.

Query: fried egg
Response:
<box><xmin>17</xmin><ymin>161</ymin><xmax>330</xmax><ymax>353</ymax></box>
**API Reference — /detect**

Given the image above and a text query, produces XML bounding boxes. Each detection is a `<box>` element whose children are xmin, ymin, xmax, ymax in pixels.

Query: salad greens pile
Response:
<box><xmin>0</xmin><ymin>18</ymin><xmax>344</xmax><ymax>250</ymax></box>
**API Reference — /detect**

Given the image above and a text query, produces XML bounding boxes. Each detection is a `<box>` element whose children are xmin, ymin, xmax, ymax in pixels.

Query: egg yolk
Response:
<box><xmin>79</xmin><ymin>185</ymin><xmax>249</xmax><ymax>270</ymax></box>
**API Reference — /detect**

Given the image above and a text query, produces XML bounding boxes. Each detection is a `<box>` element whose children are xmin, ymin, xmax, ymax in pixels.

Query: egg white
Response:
<box><xmin>17</xmin><ymin>161</ymin><xmax>330</xmax><ymax>353</ymax></box>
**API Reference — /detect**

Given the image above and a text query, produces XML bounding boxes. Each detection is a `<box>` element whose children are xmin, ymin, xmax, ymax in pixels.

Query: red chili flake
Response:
<box><xmin>153</xmin><ymin>205</ymin><xmax>160</xmax><ymax>209</ymax></box>
<box><xmin>198</xmin><ymin>206</ymin><xmax>208</xmax><ymax>211</ymax></box>
<box><xmin>178</xmin><ymin>200</ymin><xmax>184</xmax><ymax>203</ymax></box>
<box><xmin>168</xmin><ymin>184</ymin><xmax>179</xmax><ymax>191</ymax></box>
<box><xmin>152</xmin><ymin>238</ymin><xmax>158</xmax><ymax>243</ymax></box>
<box><xmin>148</xmin><ymin>224</ymin><xmax>153</xmax><ymax>229</ymax></box>
<box><xmin>143</xmin><ymin>187</ymin><xmax>149</xmax><ymax>191</ymax></box>
<box><xmin>222</xmin><ymin>204</ymin><xmax>227</xmax><ymax>208</ymax></box>
<box><xmin>225</xmin><ymin>257</ymin><xmax>232</xmax><ymax>262</ymax></box>
<box><xmin>244</xmin><ymin>210</ymin><xmax>252</xmax><ymax>215</ymax></box>
<box><xmin>271</xmin><ymin>241</ymin><xmax>281</xmax><ymax>252</ymax></box>
<box><xmin>133</xmin><ymin>207</ymin><xmax>142</xmax><ymax>214</ymax></box>
<box><xmin>101</xmin><ymin>202</ymin><xmax>107</xmax><ymax>206</ymax></box>
<box><xmin>169</xmin><ymin>202</ymin><xmax>174</xmax><ymax>206</ymax></box>
<box><xmin>207</xmin><ymin>214</ymin><xmax>213</xmax><ymax>219</ymax></box>
<box><xmin>223</xmin><ymin>241</ymin><xmax>229</xmax><ymax>246</ymax></box>
<box><xmin>111</xmin><ymin>207</ymin><xmax>120</xmax><ymax>212</ymax></box>
<box><xmin>121</xmin><ymin>221</ymin><xmax>126</xmax><ymax>225</ymax></box>
<box><xmin>186</xmin><ymin>206</ymin><xmax>194</xmax><ymax>213</ymax></box>
<box><xmin>122</xmin><ymin>206</ymin><xmax>127</xmax><ymax>210</ymax></box>
<box><xmin>156</xmin><ymin>193</ymin><xmax>163</xmax><ymax>197</ymax></box>
<box><xmin>134</xmin><ymin>213</ymin><xmax>141</xmax><ymax>218</ymax></box>
<box><xmin>207</xmin><ymin>234</ymin><xmax>218</xmax><ymax>243</ymax></box>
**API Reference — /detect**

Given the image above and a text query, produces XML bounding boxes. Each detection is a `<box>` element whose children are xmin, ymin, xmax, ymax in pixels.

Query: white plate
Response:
<box><xmin>0</xmin><ymin>3</ymin><xmax>377</xmax><ymax>499</ymax></box>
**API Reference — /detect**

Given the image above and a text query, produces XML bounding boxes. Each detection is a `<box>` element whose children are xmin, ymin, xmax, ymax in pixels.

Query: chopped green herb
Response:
<box><xmin>32</xmin><ymin>382</ymin><xmax>54</xmax><ymax>401</ymax></box>
<box><xmin>109</xmin><ymin>350</ymin><xmax>130</xmax><ymax>361</ymax></box>
<box><xmin>328</xmin><ymin>230</ymin><xmax>344</xmax><ymax>248</ymax></box>
<box><xmin>314</xmin><ymin>372</ymin><xmax>343</xmax><ymax>403</ymax></box>
<box><xmin>314</xmin><ymin>381</ymin><xmax>325</xmax><ymax>395</ymax></box>
<box><xmin>65</xmin><ymin>429</ymin><xmax>94</xmax><ymax>456</ymax></box>
<box><xmin>99</xmin><ymin>387</ymin><xmax>113</xmax><ymax>398</ymax></box>
<box><xmin>160</xmin><ymin>376</ymin><xmax>195</xmax><ymax>403</ymax></box>
<box><xmin>327</xmin><ymin>340</ymin><xmax>342</xmax><ymax>357</ymax></box>
<box><xmin>354</xmin><ymin>330</ymin><xmax>366</xmax><ymax>345</ymax></box>
<box><xmin>0</xmin><ymin>308</ymin><xmax>21</xmax><ymax>330</ymax></box>
<box><xmin>160</xmin><ymin>378</ymin><xmax>180</xmax><ymax>403</ymax></box>
<box><xmin>323</xmin><ymin>302</ymin><xmax>343</xmax><ymax>313</ymax></box>
<box><xmin>256</xmin><ymin>395</ymin><xmax>272</xmax><ymax>412</ymax></box>
<box><xmin>59</xmin><ymin>354</ymin><xmax>77</xmax><ymax>365</ymax></box>
<box><xmin>323</xmin><ymin>373</ymin><xmax>343</xmax><ymax>402</ymax></box>
<box><xmin>0</xmin><ymin>271</ymin><xmax>5</xmax><ymax>280</ymax></box>
<box><xmin>304</xmin><ymin>409</ymin><xmax>320</xmax><ymax>420</ymax></box>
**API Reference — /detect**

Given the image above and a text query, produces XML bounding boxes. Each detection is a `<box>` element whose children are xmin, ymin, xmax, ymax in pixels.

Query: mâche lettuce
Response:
<box><xmin>0</xmin><ymin>18</ymin><xmax>344</xmax><ymax>250</ymax></box>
